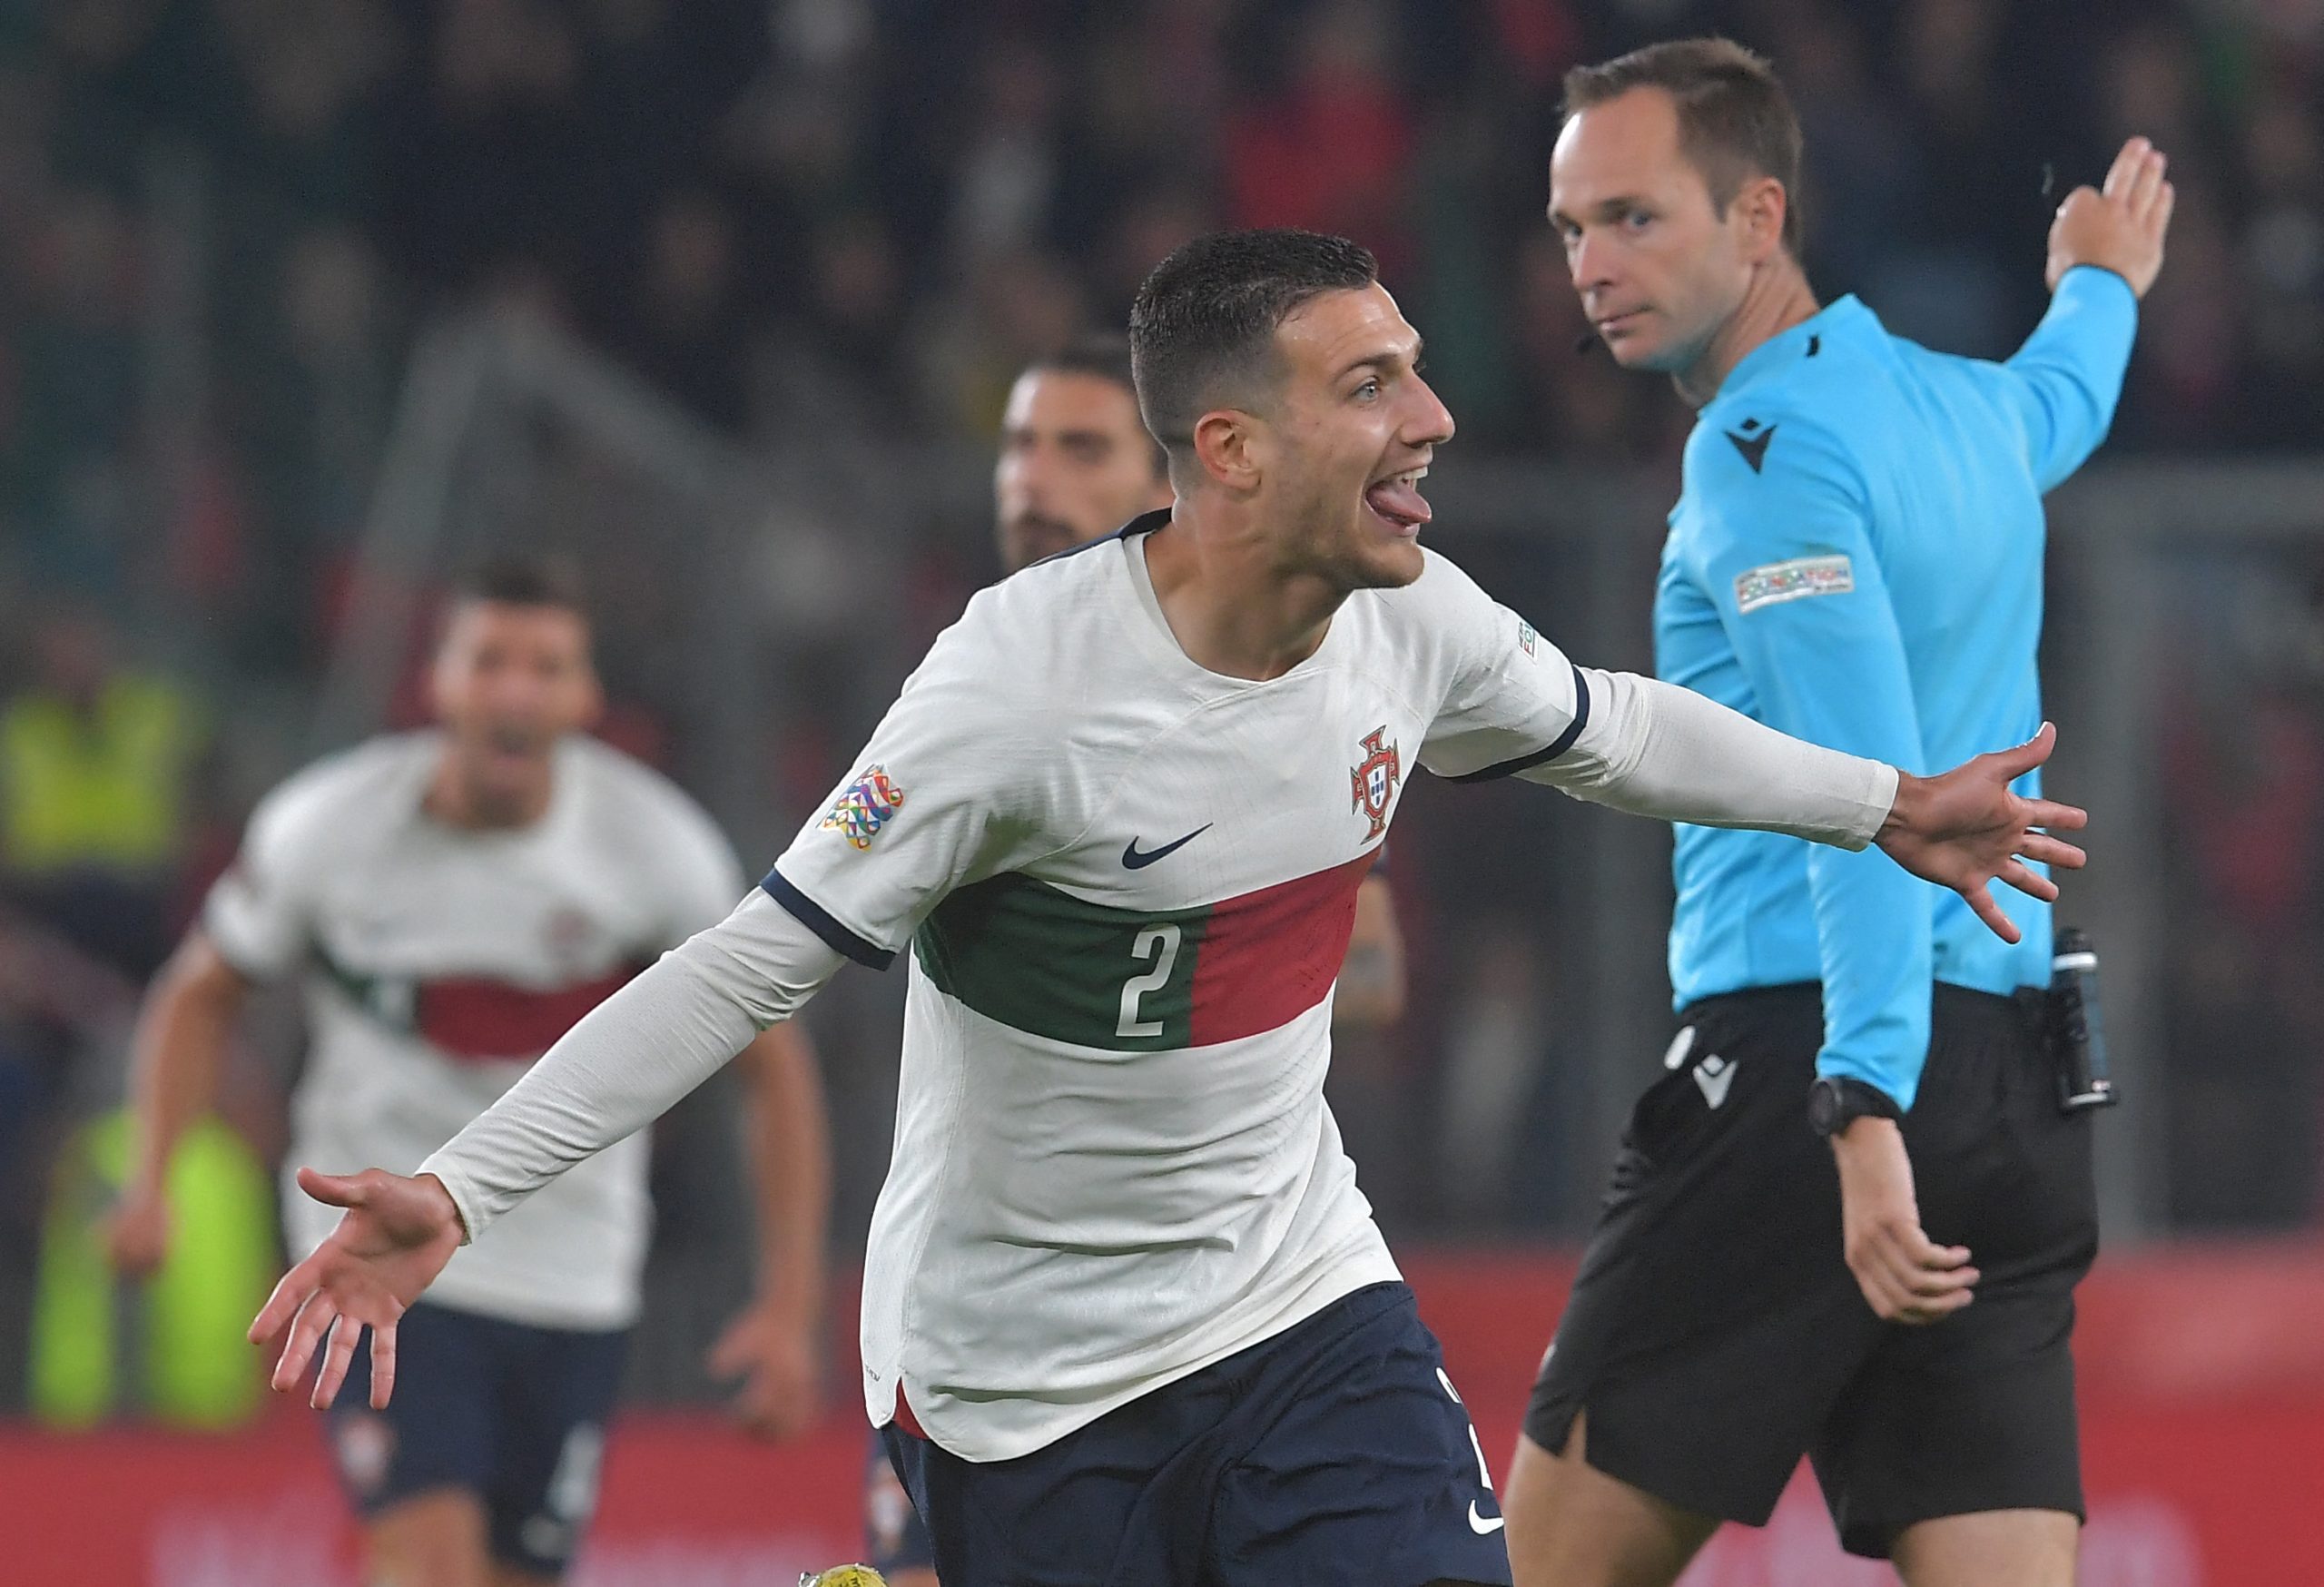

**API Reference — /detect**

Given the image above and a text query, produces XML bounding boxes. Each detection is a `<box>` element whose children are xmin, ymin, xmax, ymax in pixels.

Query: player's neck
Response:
<box><xmin>424</xmin><ymin>757</ymin><xmax>554</xmax><ymax>831</ymax></box>
<box><xmin>1674</xmin><ymin>261</ymin><xmax>1820</xmax><ymax>408</ymax></box>
<box><xmin>1142</xmin><ymin>507</ymin><xmax>1342</xmax><ymax>683</ymax></box>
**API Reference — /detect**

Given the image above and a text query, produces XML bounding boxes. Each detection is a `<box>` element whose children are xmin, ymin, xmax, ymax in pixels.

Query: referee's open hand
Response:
<box><xmin>1832</xmin><ymin>1118</ymin><xmax>1976</xmax><ymax>1325</ymax></box>
<box><xmin>2047</xmin><ymin>135</ymin><xmax>2174</xmax><ymax>299</ymax></box>
<box><xmin>1875</xmin><ymin>722</ymin><xmax>2085</xmax><ymax>944</ymax></box>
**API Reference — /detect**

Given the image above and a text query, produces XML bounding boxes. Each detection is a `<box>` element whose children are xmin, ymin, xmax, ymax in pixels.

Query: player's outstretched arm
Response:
<box><xmin>1874</xmin><ymin>721</ymin><xmax>2086</xmax><ymax>944</ymax></box>
<box><xmin>247</xmin><ymin>1166</ymin><xmax>465</xmax><ymax>1410</ymax></box>
<box><xmin>1528</xmin><ymin>671</ymin><xmax>2083</xmax><ymax>943</ymax></box>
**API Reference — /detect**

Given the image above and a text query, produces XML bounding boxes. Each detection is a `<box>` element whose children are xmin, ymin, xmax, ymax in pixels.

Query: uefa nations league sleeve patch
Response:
<box><xmin>822</xmin><ymin>765</ymin><xmax>907</xmax><ymax>850</ymax></box>
<box><xmin>1733</xmin><ymin>553</ymin><xmax>1855</xmax><ymax>615</ymax></box>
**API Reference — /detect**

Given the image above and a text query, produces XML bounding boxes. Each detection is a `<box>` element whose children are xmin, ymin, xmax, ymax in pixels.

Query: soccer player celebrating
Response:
<box><xmin>872</xmin><ymin>330</ymin><xmax>1410</xmax><ymax>1581</ymax></box>
<box><xmin>1505</xmin><ymin>40</ymin><xmax>2171</xmax><ymax>1587</ymax></box>
<box><xmin>112</xmin><ymin>558</ymin><xmax>831</xmax><ymax>1587</ymax></box>
<box><xmin>252</xmin><ymin>231</ymin><xmax>2084</xmax><ymax>1586</ymax></box>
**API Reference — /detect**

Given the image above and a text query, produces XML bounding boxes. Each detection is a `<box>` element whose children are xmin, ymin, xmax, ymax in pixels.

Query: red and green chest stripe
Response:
<box><xmin>913</xmin><ymin>851</ymin><xmax>1375</xmax><ymax>1051</ymax></box>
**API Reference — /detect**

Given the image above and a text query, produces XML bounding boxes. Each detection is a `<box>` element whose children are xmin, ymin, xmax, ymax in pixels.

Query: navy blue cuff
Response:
<box><xmin>760</xmin><ymin>867</ymin><xmax>897</xmax><ymax>971</ymax></box>
<box><xmin>1446</xmin><ymin>665</ymin><xmax>1592</xmax><ymax>784</ymax></box>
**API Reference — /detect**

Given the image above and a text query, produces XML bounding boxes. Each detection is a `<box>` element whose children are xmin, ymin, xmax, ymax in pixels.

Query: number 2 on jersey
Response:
<box><xmin>1118</xmin><ymin>924</ymin><xmax>1184</xmax><ymax>1039</ymax></box>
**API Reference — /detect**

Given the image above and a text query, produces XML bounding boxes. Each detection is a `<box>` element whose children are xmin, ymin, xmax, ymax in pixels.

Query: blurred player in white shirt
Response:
<box><xmin>111</xmin><ymin>557</ymin><xmax>831</xmax><ymax>1587</ymax></box>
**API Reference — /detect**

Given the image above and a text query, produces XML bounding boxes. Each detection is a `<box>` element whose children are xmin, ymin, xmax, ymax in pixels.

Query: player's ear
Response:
<box><xmin>1190</xmin><ymin>408</ymin><xmax>1263</xmax><ymax>494</ymax></box>
<box><xmin>1737</xmin><ymin>174</ymin><xmax>1788</xmax><ymax>264</ymax></box>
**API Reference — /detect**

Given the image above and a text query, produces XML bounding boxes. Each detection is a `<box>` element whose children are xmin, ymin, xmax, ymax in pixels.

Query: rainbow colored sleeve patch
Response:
<box><xmin>821</xmin><ymin>765</ymin><xmax>906</xmax><ymax>850</ymax></box>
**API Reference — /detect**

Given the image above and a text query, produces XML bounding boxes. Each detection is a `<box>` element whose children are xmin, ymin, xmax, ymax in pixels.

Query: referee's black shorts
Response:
<box><xmin>1522</xmin><ymin>982</ymin><xmax>2097</xmax><ymax>1560</ymax></box>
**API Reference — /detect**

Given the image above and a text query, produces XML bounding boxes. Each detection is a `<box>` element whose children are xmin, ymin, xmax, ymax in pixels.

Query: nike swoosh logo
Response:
<box><xmin>1468</xmin><ymin>1500</ymin><xmax>1505</xmax><ymax>1535</ymax></box>
<box><xmin>1121</xmin><ymin>824</ymin><xmax>1211</xmax><ymax>869</ymax></box>
<box><xmin>1726</xmin><ymin>422</ymin><xmax>1777</xmax><ymax>473</ymax></box>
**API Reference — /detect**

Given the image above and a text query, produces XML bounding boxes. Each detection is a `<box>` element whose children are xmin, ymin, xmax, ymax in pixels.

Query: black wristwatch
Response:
<box><xmin>1807</xmin><ymin>1076</ymin><xmax>1905</xmax><ymax>1138</ymax></box>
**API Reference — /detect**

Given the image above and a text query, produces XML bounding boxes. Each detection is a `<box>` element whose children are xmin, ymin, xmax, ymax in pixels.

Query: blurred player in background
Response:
<box><xmin>862</xmin><ymin>330</ymin><xmax>1413</xmax><ymax>1581</ymax></box>
<box><xmin>110</xmin><ymin>557</ymin><xmax>832</xmax><ymax>1587</ymax></box>
<box><xmin>1507</xmin><ymin>39</ymin><xmax>2171</xmax><ymax>1587</ymax></box>
<box><xmin>250</xmin><ymin>231</ymin><xmax>2084</xmax><ymax>1587</ymax></box>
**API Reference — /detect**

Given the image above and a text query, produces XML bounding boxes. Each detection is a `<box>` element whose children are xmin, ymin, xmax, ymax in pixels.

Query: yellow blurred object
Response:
<box><xmin>0</xmin><ymin>674</ymin><xmax>202</xmax><ymax>873</ymax></box>
<box><xmin>29</xmin><ymin>1109</ymin><xmax>272</xmax><ymax>1428</ymax></box>
<box><xmin>801</xmin><ymin>1570</ymin><xmax>890</xmax><ymax>1587</ymax></box>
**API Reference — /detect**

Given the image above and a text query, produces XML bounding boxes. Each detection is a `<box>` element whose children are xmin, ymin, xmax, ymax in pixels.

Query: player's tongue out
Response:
<box><xmin>1364</xmin><ymin>469</ymin><xmax>1430</xmax><ymax>528</ymax></box>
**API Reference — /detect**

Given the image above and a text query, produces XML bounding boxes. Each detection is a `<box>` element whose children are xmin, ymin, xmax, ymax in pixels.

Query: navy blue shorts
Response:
<box><xmin>328</xmin><ymin>1299</ymin><xmax>628</xmax><ymax>1579</ymax></box>
<box><xmin>865</xmin><ymin>1426</ymin><xmax>937</xmax><ymax>1572</ymax></box>
<box><xmin>879</xmin><ymin>1281</ymin><xmax>1512</xmax><ymax>1587</ymax></box>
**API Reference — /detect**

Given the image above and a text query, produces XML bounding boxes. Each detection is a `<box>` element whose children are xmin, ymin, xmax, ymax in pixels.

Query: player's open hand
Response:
<box><xmin>1831</xmin><ymin>1118</ymin><xmax>1976</xmax><ymax>1325</ymax></box>
<box><xmin>708</xmin><ymin>1299</ymin><xmax>824</xmax><ymax>1441</ymax></box>
<box><xmin>2047</xmin><ymin>136</ymin><xmax>2174</xmax><ymax>298</ymax></box>
<box><xmin>247</xmin><ymin>1166</ymin><xmax>465</xmax><ymax>1411</ymax></box>
<box><xmin>1876</xmin><ymin>721</ymin><xmax>2086</xmax><ymax>944</ymax></box>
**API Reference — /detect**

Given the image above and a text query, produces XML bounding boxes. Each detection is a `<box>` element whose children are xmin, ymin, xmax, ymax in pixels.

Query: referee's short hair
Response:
<box><xmin>1128</xmin><ymin>229</ymin><xmax>1379</xmax><ymax>465</ymax></box>
<box><xmin>1563</xmin><ymin>38</ymin><xmax>1806</xmax><ymax>261</ymax></box>
<box><xmin>1021</xmin><ymin>333</ymin><xmax>1167</xmax><ymax>479</ymax></box>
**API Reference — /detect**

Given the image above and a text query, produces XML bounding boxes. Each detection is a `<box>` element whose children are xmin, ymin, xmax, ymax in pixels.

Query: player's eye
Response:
<box><xmin>1354</xmin><ymin>378</ymin><xmax>1381</xmax><ymax>401</ymax></box>
<box><xmin>1623</xmin><ymin>208</ymin><xmax>1654</xmax><ymax>232</ymax></box>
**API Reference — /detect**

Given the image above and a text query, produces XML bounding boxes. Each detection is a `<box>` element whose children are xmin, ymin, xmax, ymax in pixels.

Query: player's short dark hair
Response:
<box><xmin>1128</xmin><ymin>229</ymin><xmax>1379</xmax><ymax>457</ymax></box>
<box><xmin>1021</xmin><ymin>333</ymin><xmax>1167</xmax><ymax>478</ymax></box>
<box><xmin>452</xmin><ymin>552</ymin><xmax>587</xmax><ymax>617</ymax></box>
<box><xmin>1027</xmin><ymin>331</ymin><xmax>1136</xmax><ymax>396</ymax></box>
<box><xmin>1563</xmin><ymin>37</ymin><xmax>1806</xmax><ymax>259</ymax></box>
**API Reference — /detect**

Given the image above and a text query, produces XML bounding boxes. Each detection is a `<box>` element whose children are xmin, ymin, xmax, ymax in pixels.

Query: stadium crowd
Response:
<box><xmin>1</xmin><ymin>0</ymin><xmax>2319</xmax><ymax>1419</ymax></box>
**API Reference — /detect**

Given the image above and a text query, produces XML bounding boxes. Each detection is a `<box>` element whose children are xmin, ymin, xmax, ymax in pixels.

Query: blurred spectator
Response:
<box><xmin>9</xmin><ymin>188</ymin><xmax>140</xmax><ymax>566</ymax></box>
<box><xmin>945</xmin><ymin>37</ymin><xmax>1066</xmax><ymax>269</ymax></box>
<box><xmin>0</xmin><ymin>604</ymin><xmax>205</xmax><ymax>979</ymax></box>
<box><xmin>619</xmin><ymin>190</ymin><xmax>750</xmax><ymax>429</ymax></box>
<box><xmin>1224</xmin><ymin>0</ymin><xmax>1416</xmax><ymax>278</ymax></box>
<box><xmin>914</xmin><ymin>245</ymin><xmax>1088</xmax><ymax>439</ymax></box>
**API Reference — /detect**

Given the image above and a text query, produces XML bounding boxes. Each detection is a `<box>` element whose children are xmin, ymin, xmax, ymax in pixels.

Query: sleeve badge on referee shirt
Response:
<box><xmin>1734</xmin><ymin>553</ymin><xmax>1854</xmax><ymax>615</ymax></box>
<box><xmin>822</xmin><ymin>764</ymin><xmax>906</xmax><ymax>850</ymax></box>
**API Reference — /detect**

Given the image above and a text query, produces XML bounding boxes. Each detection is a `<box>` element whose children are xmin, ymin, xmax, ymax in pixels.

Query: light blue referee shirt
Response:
<box><xmin>1656</xmin><ymin>266</ymin><xmax>2139</xmax><ymax>1109</ymax></box>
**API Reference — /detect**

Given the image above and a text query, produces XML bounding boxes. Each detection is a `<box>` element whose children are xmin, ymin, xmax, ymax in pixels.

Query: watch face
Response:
<box><xmin>1808</xmin><ymin>1079</ymin><xmax>1841</xmax><ymax>1136</ymax></box>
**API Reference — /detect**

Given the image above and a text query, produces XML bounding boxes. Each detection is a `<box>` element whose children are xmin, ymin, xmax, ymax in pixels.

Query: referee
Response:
<box><xmin>1503</xmin><ymin>39</ymin><xmax>2172</xmax><ymax>1587</ymax></box>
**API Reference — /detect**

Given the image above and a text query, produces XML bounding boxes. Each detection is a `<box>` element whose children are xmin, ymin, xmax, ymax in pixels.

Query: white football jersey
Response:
<box><xmin>206</xmin><ymin>731</ymin><xmax>745</xmax><ymax>1329</ymax></box>
<box><xmin>768</xmin><ymin>515</ymin><xmax>1590</xmax><ymax>1459</ymax></box>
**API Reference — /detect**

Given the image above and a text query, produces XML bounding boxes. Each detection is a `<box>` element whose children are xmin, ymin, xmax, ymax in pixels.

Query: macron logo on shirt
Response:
<box><xmin>1725</xmin><ymin>418</ymin><xmax>1777</xmax><ymax>473</ymax></box>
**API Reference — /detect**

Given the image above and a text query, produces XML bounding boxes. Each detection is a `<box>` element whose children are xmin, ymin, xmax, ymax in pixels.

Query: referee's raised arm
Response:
<box><xmin>1999</xmin><ymin>136</ymin><xmax>2174</xmax><ymax>489</ymax></box>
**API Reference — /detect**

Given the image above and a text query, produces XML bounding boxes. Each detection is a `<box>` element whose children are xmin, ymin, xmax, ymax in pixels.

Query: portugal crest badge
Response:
<box><xmin>1349</xmin><ymin>726</ymin><xmax>1401</xmax><ymax>841</ymax></box>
